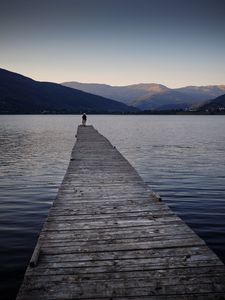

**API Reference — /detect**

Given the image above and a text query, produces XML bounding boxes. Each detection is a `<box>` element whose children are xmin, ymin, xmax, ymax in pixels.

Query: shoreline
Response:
<box><xmin>1</xmin><ymin>111</ymin><xmax>225</xmax><ymax>115</ymax></box>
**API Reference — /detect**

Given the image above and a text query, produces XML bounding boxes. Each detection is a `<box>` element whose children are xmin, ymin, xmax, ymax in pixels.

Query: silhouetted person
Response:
<box><xmin>82</xmin><ymin>113</ymin><xmax>87</xmax><ymax>126</ymax></box>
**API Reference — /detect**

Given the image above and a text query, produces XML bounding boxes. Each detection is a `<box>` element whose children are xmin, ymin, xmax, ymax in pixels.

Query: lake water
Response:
<box><xmin>0</xmin><ymin>115</ymin><xmax>225</xmax><ymax>299</ymax></box>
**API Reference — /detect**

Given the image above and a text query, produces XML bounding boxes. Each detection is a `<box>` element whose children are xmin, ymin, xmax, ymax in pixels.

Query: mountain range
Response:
<box><xmin>1</xmin><ymin>67</ymin><xmax>224</xmax><ymax>114</ymax></box>
<box><xmin>62</xmin><ymin>81</ymin><xmax>225</xmax><ymax>110</ymax></box>
<box><xmin>0</xmin><ymin>68</ymin><xmax>136</xmax><ymax>114</ymax></box>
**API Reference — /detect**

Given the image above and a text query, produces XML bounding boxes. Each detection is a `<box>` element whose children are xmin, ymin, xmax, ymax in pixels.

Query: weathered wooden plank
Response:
<box><xmin>17</xmin><ymin>280</ymin><xmax>225</xmax><ymax>299</ymax></box>
<box><xmin>24</xmin><ymin>265</ymin><xmax>225</xmax><ymax>280</ymax></box>
<box><xmin>44</xmin><ymin>218</ymin><xmax>183</xmax><ymax>231</ymax></box>
<box><xmin>50</xmin><ymin>204</ymin><xmax>169</xmax><ymax>214</ymax></box>
<box><xmin>16</xmin><ymin>125</ymin><xmax>225</xmax><ymax>300</ymax></box>
<box><xmin>39</xmin><ymin>227</ymin><xmax>193</xmax><ymax>242</ymax></box>
<box><xmin>39</xmin><ymin>234</ymin><xmax>202</xmax><ymax>249</ymax></box>
<box><xmin>26</xmin><ymin>256</ymin><xmax>223</xmax><ymax>276</ymax></box>
<box><xmin>38</xmin><ymin>246</ymin><xmax>215</xmax><ymax>263</ymax></box>
<box><xmin>46</xmin><ymin>210</ymin><xmax>175</xmax><ymax>221</ymax></box>
<box><xmin>37</xmin><ymin>239</ymin><xmax>205</xmax><ymax>256</ymax></box>
<box><xmin>19</xmin><ymin>273</ymin><xmax>225</xmax><ymax>292</ymax></box>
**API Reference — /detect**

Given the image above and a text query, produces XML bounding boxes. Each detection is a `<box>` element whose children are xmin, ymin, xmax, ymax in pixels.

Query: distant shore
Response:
<box><xmin>0</xmin><ymin>110</ymin><xmax>225</xmax><ymax>115</ymax></box>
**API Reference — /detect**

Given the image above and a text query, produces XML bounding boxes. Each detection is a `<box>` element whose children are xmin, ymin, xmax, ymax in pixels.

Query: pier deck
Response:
<box><xmin>17</xmin><ymin>125</ymin><xmax>225</xmax><ymax>299</ymax></box>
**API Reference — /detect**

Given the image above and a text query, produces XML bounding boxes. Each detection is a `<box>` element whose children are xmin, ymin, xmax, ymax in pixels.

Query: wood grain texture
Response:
<box><xmin>16</xmin><ymin>125</ymin><xmax>225</xmax><ymax>299</ymax></box>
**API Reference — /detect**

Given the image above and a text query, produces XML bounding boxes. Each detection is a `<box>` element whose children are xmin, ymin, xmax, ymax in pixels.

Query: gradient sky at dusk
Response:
<box><xmin>0</xmin><ymin>0</ymin><xmax>225</xmax><ymax>87</ymax></box>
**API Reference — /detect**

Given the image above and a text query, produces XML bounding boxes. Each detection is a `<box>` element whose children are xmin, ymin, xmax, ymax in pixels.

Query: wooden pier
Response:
<box><xmin>17</xmin><ymin>125</ymin><xmax>225</xmax><ymax>299</ymax></box>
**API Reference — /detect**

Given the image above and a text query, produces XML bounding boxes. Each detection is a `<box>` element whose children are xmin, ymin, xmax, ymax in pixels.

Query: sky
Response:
<box><xmin>0</xmin><ymin>0</ymin><xmax>225</xmax><ymax>87</ymax></box>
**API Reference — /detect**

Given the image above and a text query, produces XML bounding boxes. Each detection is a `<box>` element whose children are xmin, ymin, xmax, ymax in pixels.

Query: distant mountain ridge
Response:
<box><xmin>0</xmin><ymin>68</ymin><xmax>136</xmax><ymax>114</ymax></box>
<box><xmin>62</xmin><ymin>82</ymin><xmax>170</xmax><ymax>106</ymax></box>
<box><xmin>62</xmin><ymin>81</ymin><xmax>225</xmax><ymax>110</ymax></box>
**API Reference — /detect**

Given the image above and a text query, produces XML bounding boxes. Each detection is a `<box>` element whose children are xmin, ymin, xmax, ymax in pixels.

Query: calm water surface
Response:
<box><xmin>0</xmin><ymin>115</ymin><xmax>225</xmax><ymax>299</ymax></box>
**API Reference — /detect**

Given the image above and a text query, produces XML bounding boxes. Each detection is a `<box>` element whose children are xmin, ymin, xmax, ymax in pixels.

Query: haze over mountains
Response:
<box><xmin>62</xmin><ymin>82</ymin><xmax>225</xmax><ymax>111</ymax></box>
<box><xmin>0</xmin><ymin>68</ymin><xmax>136</xmax><ymax>114</ymax></box>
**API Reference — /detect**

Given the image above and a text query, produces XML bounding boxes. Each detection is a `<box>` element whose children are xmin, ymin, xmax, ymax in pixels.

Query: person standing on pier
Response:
<box><xmin>82</xmin><ymin>113</ymin><xmax>87</xmax><ymax>126</ymax></box>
